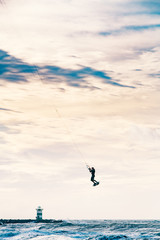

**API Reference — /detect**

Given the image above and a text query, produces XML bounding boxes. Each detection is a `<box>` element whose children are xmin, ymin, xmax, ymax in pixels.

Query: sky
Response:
<box><xmin>0</xmin><ymin>0</ymin><xmax>160</xmax><ymax>220</ymax></box>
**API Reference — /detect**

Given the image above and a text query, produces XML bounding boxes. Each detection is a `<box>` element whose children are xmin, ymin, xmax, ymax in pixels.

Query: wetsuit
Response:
<box><xmin>90</xmin><ymin>167</ymin><xmax>95</xmax><ymax>182</ymax></box>
<box><xmin>88</xmin><ymin>167</ymin><xmax>98</xmax><ymax>185</ymax></box>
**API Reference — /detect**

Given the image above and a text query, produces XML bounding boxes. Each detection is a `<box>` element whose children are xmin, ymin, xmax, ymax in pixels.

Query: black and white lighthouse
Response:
<box><xmin>36</xmin><ymin>206</ymin><xmax>43</xmax><ymax>220</ymax></box>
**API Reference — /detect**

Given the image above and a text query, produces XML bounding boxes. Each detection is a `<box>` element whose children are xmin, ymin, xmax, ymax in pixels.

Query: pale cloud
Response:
<box><xmin>0</xmin><ymin>0</ymin><xmax>160</xmax><ymax>69</ymax></box>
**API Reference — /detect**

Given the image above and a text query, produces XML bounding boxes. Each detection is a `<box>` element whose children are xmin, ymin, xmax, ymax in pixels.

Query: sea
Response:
<box><xmin>0</xmin><ymin>220</ymin><xmax>160</xmax><ymax>240</ymax></box>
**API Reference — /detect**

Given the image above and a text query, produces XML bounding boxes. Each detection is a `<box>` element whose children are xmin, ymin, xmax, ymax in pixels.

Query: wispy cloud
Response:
<box><xmin>0</xmin><ymin>50</ymin><xmax>35</xmax><ymax>82</ymax></box>
<box><xmin>0</xmin><ymin>50</ymin><xmax>135</xmax><ymax>88</ymax></box>
<box><xmin>149</xmin><ymin>73</ymin><xmax>160</xmax><ymax>78</ymax></box>
<box><xmin>0</xmin><ymin>107</ymin><xmax>21</xmax><ymax>113</ymax></box>
<box><xmin>0</xmin><ymin>0</ymin><xmax>5</xmax><ymax>6</ymax></box>
<box><xmin>42</xmin><ymin>65</ymin><xmax>135</xmax><ymax>88</ymax></box>
<box><xmin>99</xmin><ymin>24</ymin><xmax>160</xmax><ymax>36</ymax></box>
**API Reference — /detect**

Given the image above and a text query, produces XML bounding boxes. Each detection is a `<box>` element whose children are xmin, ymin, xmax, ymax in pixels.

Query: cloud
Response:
<box><xmin>0</xmin><ymin>124</ymin><xmax>10</xmax><ymax>132</ymax></box>
<box><xmin>0</xmin><ymin>50</ymin><xmax>35</xmax><ymax>82</ymax></box>
<box><xmin>0</xmin><ymin>50</ymin><xmax>134</xmax><ymax>88</ymax></box>
<box><xmin>0</xmin><ymin>0</ymin><xmax>160</xmax><ymax>70</ymax></box>
<box><xmin>0</xmin><ymin>124</ymin><xmax>20</xmax><ymax>136</ymax></box>
<box><xmin>0</xmin><ymin>0</ymin><xmax>5</xmax><ymax>6</ymax></box>
<box><xmin>0</xmin><ymin>107</ymin><xmax>20</xmax><ymax>113</ymax></box>
<box><xmin>42</xmin><ymin>65</ymin><xmax>135</xmax><ymax>88</ymax></box>
<box><xmin>149</xmin><ymin>73</ymin><xmax>160</xmax><ymax>78</ymax></box>
<box><xmin>99</xmin><ymin>24</ymin><xmax>160</xmax><ymax>36</ymax></box>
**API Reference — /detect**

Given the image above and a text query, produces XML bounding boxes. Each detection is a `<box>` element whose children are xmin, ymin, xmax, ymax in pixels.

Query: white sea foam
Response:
<box><xmin>31</xmin><ymin>236</ymin><xmax>74</xmax><ymax>240</ymax></box>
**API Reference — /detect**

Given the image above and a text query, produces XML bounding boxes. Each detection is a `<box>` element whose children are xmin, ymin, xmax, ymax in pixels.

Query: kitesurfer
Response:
<box><xmin>88</xmin><ymin>166</ymin><xmax>99</xmax><ymax>186</ymax></box>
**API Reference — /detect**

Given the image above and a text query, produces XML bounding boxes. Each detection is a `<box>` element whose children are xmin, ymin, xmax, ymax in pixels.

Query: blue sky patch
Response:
<box><xmin>0</xmin><ymin>50</ymin><xmax>135</xmax><ymax>89</ymax></box>
<box><xmin>100</xmin><ymin>24</ymin><xmax>160</xmax><ymax>37</ymax></box>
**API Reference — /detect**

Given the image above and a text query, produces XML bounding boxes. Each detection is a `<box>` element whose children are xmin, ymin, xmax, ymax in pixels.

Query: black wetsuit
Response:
<box><xmin>90</xmin><ymin>168</ymin><xmax>95</xmax><ymax>182</ymax></box>
<box><xmin>88</xmin><ymin>167</ymin><xmax>99</xmax><ymax>186</ymax></box>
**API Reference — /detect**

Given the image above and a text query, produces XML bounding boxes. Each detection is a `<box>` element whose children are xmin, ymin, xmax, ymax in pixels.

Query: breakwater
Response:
<box><xmin>0</xmin><ymin>219</ymin><xmax>62</xmax><ymax>225</ymax></box>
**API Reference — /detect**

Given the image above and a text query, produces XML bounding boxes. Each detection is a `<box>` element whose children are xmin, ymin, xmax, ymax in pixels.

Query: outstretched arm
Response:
<box><xmin>86</xmin><ymin>165</ymin><xmax>90</xmax><ymax>169</ymax></box>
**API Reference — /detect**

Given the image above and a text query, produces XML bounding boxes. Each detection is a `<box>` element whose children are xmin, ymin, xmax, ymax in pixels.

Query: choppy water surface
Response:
<box><xmin>0</xmin><ymin>220</ymin><xmax>160</xmax><ymax>239</ymax></box>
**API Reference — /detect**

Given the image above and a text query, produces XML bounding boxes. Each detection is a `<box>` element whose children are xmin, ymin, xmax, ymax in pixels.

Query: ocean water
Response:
<box><xmin>0</xmin><ymin>220</ymin><xmax>160</xmax><ymax>240</ymax></box>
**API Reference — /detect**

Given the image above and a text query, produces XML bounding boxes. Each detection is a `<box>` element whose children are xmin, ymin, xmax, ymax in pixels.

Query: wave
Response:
<box><xmin>25</xmin><ymin>235</ymin><xmax>74</xmax><ymax>240</ymax></box>
<box><xmin>0</xmin><ymin>220</ymin><xmax>160</xmax><ymax>239</ymax></box>
<box><xmin>95</xmin><ymin>235</ymin><xmax>130</xmax><ymax>240</ymax></box>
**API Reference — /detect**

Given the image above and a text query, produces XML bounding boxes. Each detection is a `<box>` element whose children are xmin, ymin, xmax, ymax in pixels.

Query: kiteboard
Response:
<box><xmin>93</xmin><ymin>182</ymin><xmax>99</xmax><ymax>186</ymax></box>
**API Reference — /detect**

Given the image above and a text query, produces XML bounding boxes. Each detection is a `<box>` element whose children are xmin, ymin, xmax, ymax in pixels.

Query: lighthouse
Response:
<box><xmin>36</xmin><ymin>206</ymin><xmax>43</xmax><ymax>220</ymax></box>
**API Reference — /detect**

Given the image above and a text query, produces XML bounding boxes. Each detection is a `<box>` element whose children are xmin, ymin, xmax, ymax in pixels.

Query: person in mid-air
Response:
<box><xmin>87</xmin><ymin>166</ymin><xmax>99</xmax><ymax>186</ymax></box>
